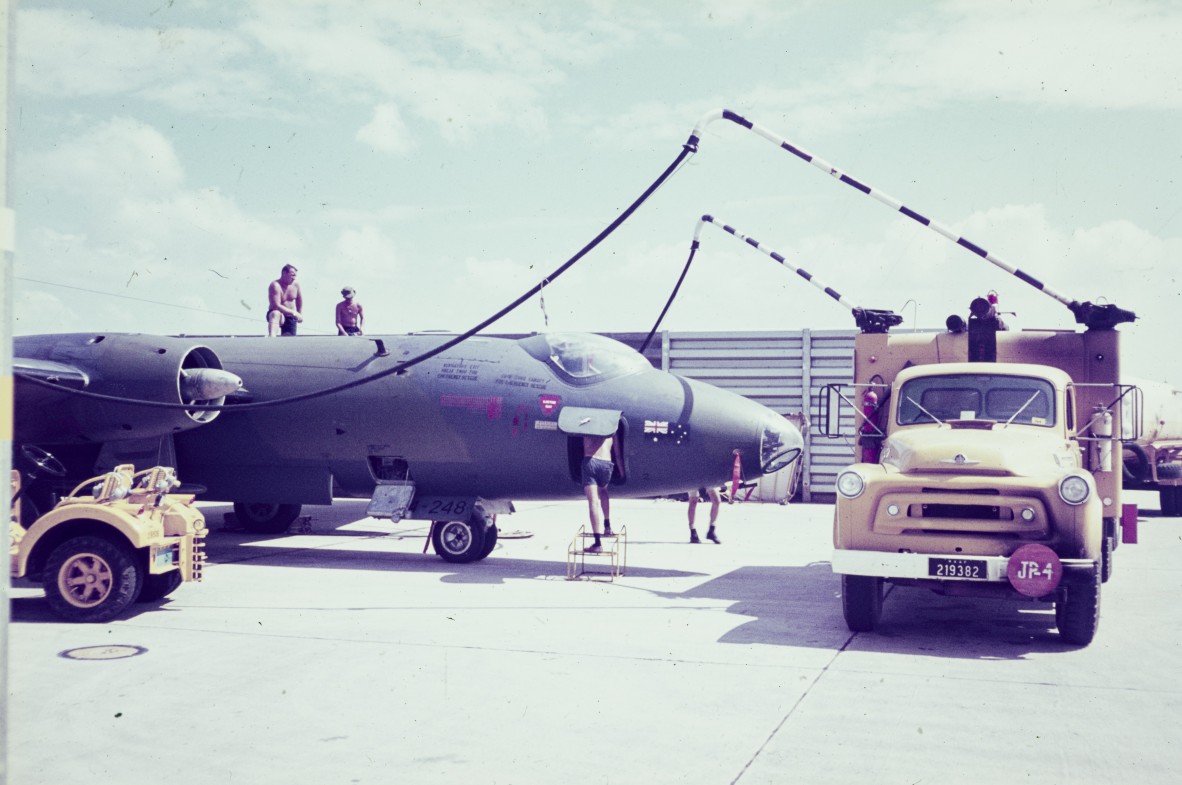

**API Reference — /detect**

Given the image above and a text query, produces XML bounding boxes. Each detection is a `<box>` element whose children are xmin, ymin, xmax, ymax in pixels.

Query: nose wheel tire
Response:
<box><xmin>43</xmin><ymin>536</ymin><xmax>143</xmax><ymax>623</ymax></box>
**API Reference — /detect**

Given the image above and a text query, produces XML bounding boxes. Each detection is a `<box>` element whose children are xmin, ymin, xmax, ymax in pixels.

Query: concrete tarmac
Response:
<box><xmin>8</xmin><ymin>491</ymin><xmax>1181</xmax><ymax>785</ymax></box>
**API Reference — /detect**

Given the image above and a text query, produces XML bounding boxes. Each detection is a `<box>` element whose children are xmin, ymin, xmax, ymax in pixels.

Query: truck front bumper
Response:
<box><xmin>832</xmin><ymin>549</ymin><xmax>1095</xmax><ymax>584</ymax></box>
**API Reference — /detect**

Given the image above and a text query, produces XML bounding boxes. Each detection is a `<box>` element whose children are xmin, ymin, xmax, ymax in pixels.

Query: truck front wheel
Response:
<box><xmin>1159</xmin><ymin>486</ymin><xmax>1179</xmax><ymax>517</ymax></box>
<box><xmin>841</xmin><ymin>574</ymin><xmax>883</xmax><ymax>632</ymax></box>
<box><xmin>43</xmin><ymin>536</ymin><xmax>143</xmax><ymax>623</ymax></box>
<box><xmin>1055</xmin><ymin>566</ymin><xmax>1101</xmax><ymax>646</ymax></box>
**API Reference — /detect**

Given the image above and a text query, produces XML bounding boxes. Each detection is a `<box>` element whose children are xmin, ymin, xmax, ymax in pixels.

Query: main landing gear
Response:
<box><xmin>232</xmin><ymin>502</ymin><xmax>302</xmax><ymax>534</ymax></box>
<box><xmin>430</xmin><ymin>507</ymin><xmax>498</xmax><ymax>564</ymax></box>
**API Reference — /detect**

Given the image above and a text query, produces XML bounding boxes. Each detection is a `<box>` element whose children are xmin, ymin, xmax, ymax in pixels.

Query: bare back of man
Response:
<box><xmin>583</xmin><ymin>435</ymin><xmax>613</xmax><ymax>461</ymax></box>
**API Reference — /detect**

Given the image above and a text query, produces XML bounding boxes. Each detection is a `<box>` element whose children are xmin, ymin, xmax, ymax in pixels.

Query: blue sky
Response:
<box><xmin>11</xmin><ymin>0</ymin><xmax>1182</xmax><ymax>382</ymax></box>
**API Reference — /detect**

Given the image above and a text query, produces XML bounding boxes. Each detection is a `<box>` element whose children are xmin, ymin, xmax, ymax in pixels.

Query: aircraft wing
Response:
<box><xmin>13</xmin><ymin>357</ymin><xmax>89</xmax><ymax>388</ymax></box>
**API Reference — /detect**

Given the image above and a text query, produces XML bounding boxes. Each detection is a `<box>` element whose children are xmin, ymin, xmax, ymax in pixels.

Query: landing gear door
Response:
<box><xmin>367</xmin><ymin>480</ymin><xmax>416</xmax><ymax>522</ymax></box>
<box><xmin>557</xmin><ymin>407</ymin><xmax>623</xmax><ymax>436</ymax></box>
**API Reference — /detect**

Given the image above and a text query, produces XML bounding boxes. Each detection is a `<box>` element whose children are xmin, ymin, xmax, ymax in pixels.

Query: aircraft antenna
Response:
<box><xmin>686</xmin><ymin>109</ymin><xmax>1135</xmax><ymax>330</ymax></box>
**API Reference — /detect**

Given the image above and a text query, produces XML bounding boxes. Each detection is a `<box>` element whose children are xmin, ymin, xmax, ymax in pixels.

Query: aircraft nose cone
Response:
<box><xmin>677</xmin><ymin>375</ymin><xmax>804</xmax><ymax>483</ymax></box>
<box><xmin>758</xmin><ymin>410</ymin><xmax>804</xmax><ymax>475</ymax></box>
<box><xmin>180</xmin><ymin>368</ymin><xmax>244</xmax><ymax>401</ymax></box>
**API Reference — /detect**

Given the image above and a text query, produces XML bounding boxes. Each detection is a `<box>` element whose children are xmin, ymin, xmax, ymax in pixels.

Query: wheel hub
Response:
<box><xmin>60</xmin><ymin>554</ymin><xmax>113</xmax><ymax>608</ymax></box>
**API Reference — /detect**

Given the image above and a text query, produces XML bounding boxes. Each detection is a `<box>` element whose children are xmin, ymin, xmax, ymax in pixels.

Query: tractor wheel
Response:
<box><xmin>43</xmin><ymin>536</ymin><xmax>143</xmax><ymax>623</ymax></box>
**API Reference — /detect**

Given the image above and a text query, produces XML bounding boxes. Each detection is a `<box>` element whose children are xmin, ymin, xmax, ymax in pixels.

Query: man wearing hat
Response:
<box><xmin>335</xmin><ymin>286</ymin><xmax>365</xmax><ymax>335</ymax></box>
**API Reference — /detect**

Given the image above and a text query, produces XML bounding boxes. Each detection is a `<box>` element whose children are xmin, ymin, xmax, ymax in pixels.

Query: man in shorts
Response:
<box><xmin>686</xmin><ymin>486</ymin><xmax>723</xmax><ymax>544</ymax></box>
<box><xmin>267</xmin><ymin>264</ymin><xmax>303</xmax><ymax>337</ymax></box>
<box><xmin>335</xmin><ymin>286</ymin><xmax>365</xmax><ymax>335</ymax></box>
<box><xmin>582</xmin><ymin>431</ymin><xmax>622</xmax><ymax>552</ymax></box>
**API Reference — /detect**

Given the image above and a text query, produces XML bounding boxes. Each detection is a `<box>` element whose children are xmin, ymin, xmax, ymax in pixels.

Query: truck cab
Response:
<box><xmin>826</xmin><ymin>302</ymin><xmax>1132</xmax><ymax>645</ymax></box>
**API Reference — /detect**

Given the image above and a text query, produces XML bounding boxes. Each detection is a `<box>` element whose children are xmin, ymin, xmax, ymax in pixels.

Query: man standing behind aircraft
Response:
<box><xmin>335</xmin><ymin>286</ymin><xmax>364</xmax><ymax>335</ymax></box>
<box><xmin>582</xmin><ymin>431</ymin><xmax>622</xmax><ymax>552</ymax></box>
<box><xmin>267</xmin><ymin>264</ymin><xmax>303</xmax><ymax>337</ymax></box>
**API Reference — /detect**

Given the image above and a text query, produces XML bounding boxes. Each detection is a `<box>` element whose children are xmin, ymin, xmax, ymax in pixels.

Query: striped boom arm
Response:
<box><xmin>694</xmin><ymin>215</ymin><xmax>902</xmax><ymax>333</ymax></box>
<box><xmin>682</xmin><ymin>109</ymin><xmax>1135</xmax><ymax>329</ymax></box>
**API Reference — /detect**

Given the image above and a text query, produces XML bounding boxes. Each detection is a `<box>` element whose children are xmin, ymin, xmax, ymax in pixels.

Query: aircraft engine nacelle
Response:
<box><xmin>14</xmin><ymin>333</ymin><xmax>243</xmax><ymax>445</ymax></box>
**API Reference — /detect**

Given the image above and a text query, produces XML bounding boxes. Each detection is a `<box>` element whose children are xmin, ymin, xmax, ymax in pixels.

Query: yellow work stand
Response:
<box><xmin>567</xmin><ymin>525</ymin><xmax>627</xmax><ymax>581</ymax></box>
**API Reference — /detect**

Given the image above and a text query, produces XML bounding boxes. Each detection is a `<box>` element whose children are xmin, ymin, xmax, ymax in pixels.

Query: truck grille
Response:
<box><xmin>872</xmin><ymin>489</ymin><xmax>1047</xmax><ymax>537</ymax></box>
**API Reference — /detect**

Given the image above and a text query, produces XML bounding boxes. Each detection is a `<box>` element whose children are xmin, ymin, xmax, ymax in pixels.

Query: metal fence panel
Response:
<box><xmin>658</xmin><ymin>329</ymin><xmax>856</xmax><ymax>501</ymax></box>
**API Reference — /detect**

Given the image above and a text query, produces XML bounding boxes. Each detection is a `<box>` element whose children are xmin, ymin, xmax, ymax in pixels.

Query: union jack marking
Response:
<box><xmin>644</xmin><ymin>420</ymin><xmax>669</xmax><ymax>434</ymax></box>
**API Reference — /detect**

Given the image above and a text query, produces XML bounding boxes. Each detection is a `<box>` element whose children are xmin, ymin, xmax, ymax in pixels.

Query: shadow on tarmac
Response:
<box><xmin>667</xmin><ymin>563</ymin><xmax>1084</xmax><ymax>659</ymax></box>
<box><xmin>9</xmin><ymin>592</ymin><xmax>188</xmax><ymax>624</ymax></box>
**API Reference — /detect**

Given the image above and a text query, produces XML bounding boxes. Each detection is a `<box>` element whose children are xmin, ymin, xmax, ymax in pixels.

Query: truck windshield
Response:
<box><xmin>897</xmin><ymin>374</ymin><xmax>1056</xmax><ymax>427</ymax></box>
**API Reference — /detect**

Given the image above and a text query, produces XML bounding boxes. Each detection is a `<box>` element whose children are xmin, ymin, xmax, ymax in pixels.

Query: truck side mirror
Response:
<box><xmin>818</xmin><ymin>384</ymin><xmax>844</xmax><ymax>437</ymax></box>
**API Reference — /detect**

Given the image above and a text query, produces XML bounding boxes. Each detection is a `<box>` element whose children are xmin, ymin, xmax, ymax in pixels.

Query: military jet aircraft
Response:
<box><xmin>13</xmin><ymin>330</ymin><xmax>803</xmax><ymax>562</ymax></box>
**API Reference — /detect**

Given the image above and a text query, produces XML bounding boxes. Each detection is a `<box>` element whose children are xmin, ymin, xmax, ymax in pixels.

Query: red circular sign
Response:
<box><xmin>1006</xmin><ymin>544</ymin><xmax>1063</xmax><ymax>597</ymax></box>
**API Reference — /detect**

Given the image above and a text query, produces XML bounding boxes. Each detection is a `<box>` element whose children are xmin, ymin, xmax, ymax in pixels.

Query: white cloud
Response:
<box><xmin>357</xmin><ymin>104</ymin><xmax>416</xmax><ymax>155</ymax></box>
<box><xmin>909</xmin><ymin>0</ymin><xmax>1182</xmax><ymax>110</ymax></box>
<box><xmin>26</xmin><ymin>116</ymin><xmax>185</xmax><ymax>199</ymax></box>
<box><xmin>241</xmin><ymin>0</ymin><xmax>674</xmax><ymax>145</ymax></box>
<box><xmin>16</xmin><ymin>8</ymin><xmax>273</xmax><ymax>117</ymax></box>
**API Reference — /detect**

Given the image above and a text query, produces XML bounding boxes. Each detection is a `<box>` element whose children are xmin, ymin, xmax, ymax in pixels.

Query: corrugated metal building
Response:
<box><xmin>600</xmin><ymin>329</ymin><xmax>858</xmax><ymax>502</ymax></box>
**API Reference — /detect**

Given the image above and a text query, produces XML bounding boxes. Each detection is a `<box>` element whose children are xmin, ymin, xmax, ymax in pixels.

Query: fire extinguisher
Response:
<box><xmin>861</xmin><ymin>389</ymin><xmax>882</xmax><ymax>463</ymax></box>
<box><xmin>1092</xmin><ymin>405</ymin><xmax>1113</xmax><ymax>472</ymax></box>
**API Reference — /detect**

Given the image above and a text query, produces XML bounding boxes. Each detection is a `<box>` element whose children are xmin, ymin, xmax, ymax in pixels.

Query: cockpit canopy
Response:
<box><xmin>518</xmin><ymin>332</ymin><xmax>653</xmax><ymax>385</ymax></box>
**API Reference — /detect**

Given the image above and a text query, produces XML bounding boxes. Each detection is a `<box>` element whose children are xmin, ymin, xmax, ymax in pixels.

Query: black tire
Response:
<box><xmin>233</xmin><ymin>502</ymin><xmax>302</xmax><ymax>534</ymax></box>
<box><xmin>1101</xmin><ymin>535</ymin><xmax>1114</xmax><ymax>584</ymax></box>
<box><xmin>431</xmin><ymin>518</ymin><xmax>487</xmax><ymax>564</ymax></box>
<box><xmin>1160</xmin><ymin>486</ymin><xmax>1179</xmax><ymax>517</ymax></box>
<box><xmin>43</xmin><ymin>536</ymin><xmax>143</xmax><ymax>623</ymax></box>
<box><xmin>841</xmin><ymin>574</ymin><xmax>883</xmax><ymax>632</ymax></box>
<box><xmin>137</xmin><ymin>571</ymin><xmax>183</xmax><ymax>603</ymax></box>
<box><xmin>469</xmin><ymin>507</ymin><xmax>498</xmax><ymax>561</ymax></box>
<box><xmin>1055</xmin><ymin>565</ymin><xmax>1101</xmax><ymax>646</ymax></box>
<box><xmin>1157</xmin><ymin>462</ymin><xmax>1182</xmax><ymax>480</ymax></box>
<box><xmin>476</xmin><ymin>523</ymin><xmax>498</xmax><ymax>560</ymax></box>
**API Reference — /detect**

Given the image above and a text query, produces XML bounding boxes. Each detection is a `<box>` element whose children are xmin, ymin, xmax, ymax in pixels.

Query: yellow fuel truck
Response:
<box><xmin>825</xmin><ymin>296</ymin><xmax>1135</xmax><ymax>645</ymax></box>
<box><xmin>10</xmin><ymin>458</ymin><xmax>206</xmax><ymax>622</ymax></box>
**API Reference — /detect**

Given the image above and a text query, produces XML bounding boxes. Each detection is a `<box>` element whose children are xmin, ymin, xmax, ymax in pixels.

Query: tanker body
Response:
<box><xmin>1123</xmin><ymin>377</ymin><xmax>1182</xmax><ymax>514</ymax></box>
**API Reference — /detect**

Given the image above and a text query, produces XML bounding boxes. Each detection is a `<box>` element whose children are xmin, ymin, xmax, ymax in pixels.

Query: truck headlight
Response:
<box><xmin>1058</xmin><ymin>474</ymin><xmax>1090</xmax><ymax>506</ymax></box>
<box><xmin>836</xmin><ymin>470</ymin><xmax>866</xmax><ymax>499</ymax></box>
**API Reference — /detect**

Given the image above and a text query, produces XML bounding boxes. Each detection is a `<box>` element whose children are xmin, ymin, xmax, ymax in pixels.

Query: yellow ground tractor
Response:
<box><xmin>10</xmin><ymin>459</ymin><xmax>206</xmax><ymax>622</ymax></box>
<box><xmin>824</xmin><ymin>297</ymin><xmax>1136</xmax><ymax>645</ymax></box>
